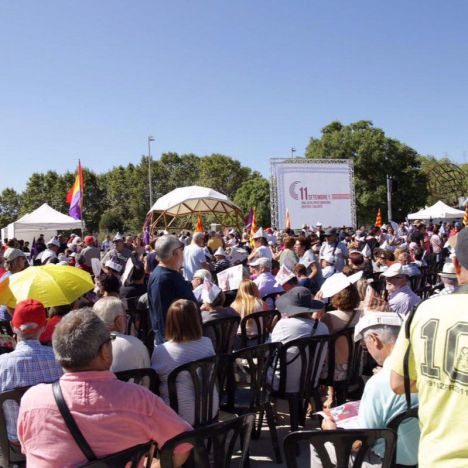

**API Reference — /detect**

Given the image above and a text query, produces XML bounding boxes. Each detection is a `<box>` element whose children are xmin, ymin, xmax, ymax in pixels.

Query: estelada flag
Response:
<box><xmin>285</xmin><ymin>208</ymin><xmax>291</xmax><ymax>229</ymax></box>
<box><xmin>66</xmin><ymin>160</ymin><xmax>84</xmax><ymax>220</ymax></box>
<box><xmin>194</xmin><ymin>214</ymin><xmax>204</xmax><ymax>233</ymax></box>
<box><xmin>464</xmin><ymin>204</ymin><xmax>468</xmax><ymax>227</ymax></box>
<box><xmin>250</xmin><ymin>208</ymin><xmax>257</xmax><ymax>247</ymax></box>
<box><xmin>375</xmin><ymin>209</ymin><xmax>382</xmax><ymax>228</ymax></box>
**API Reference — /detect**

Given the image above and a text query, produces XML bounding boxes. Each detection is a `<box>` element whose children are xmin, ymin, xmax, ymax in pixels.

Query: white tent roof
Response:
<box><xmin>408</xmin><ymin>200</ymin><xmax>465</xmax><ymax>220</ymax></box>
<box><xmin>149</xmin><ymin>186</ymin><xmax>241</xmax><ymax>216</ymax></box>
<box><xmin>13</xmin><ymin>203</ymin><xmax>83</xmax><ymax>231</ymax></box>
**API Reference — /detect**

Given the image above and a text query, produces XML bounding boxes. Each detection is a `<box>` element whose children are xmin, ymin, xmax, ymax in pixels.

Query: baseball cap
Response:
<box><xmin>4</xmin><ymin>248</ymin><xmax>26</xmax><ymax>263</ymax></box>
<box><xmin>455</xmin><ymin>227</ymin><xmax>468</xmax><ymax>269</ymax></box>
<box><xmin>84</xmin><ymin>235</ymin><xmax>95</xmax><ymax>244</ymax></box>
<box><xmin>381</xmin><ymin>263</ymin><xmax>405</xmax><ymax>278</ymax></box>
<box><xmin>113</xmin><ymin>233</ymin><xmax>124</xmax><ymax>242</ymax></box>
<box><xmin>276</xmin><ymin>287</ymin><xmax>325</xmax><ymax>317</ymax></box>
<box><xmin>248</xmin><ymin>257</ymin><xmax>271</xmax><ymax>268</ymax></box>
<box><xmin>12</xmin><ymin>299</ymin><xmax>47</xmax><ymax>334</ymax></box>
<box><xmin>354</xmin><ymin>312</ymin><xmax>402</xmax><ymax>341</ymax></box>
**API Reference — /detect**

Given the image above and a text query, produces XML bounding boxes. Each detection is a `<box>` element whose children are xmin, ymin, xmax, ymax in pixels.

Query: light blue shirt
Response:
<box><xmin>388</xmin><ymin>285</ymin><xmax>421</xmax><ymax>318</ymax></box>
<box><xmin>356</xmin><ymin>358</ymin><xmax>419</xmax><ymax>466</ymax></box>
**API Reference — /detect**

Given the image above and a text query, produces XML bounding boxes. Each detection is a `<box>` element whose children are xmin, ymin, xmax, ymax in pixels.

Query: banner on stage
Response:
<box><xmin>270</xmin><ymin>159</ymin><xmax>356</xmax><ymax>229</ymax></box>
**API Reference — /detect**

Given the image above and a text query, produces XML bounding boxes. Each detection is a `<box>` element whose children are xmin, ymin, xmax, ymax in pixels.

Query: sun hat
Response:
<box><xmin>354</xmin><ymin>312</ymin><xmax>402</xmax><ymax>341</ymax></box>
<box><xmin>104</xmin><ymin>258</ymin><xmax>123</xmax><ymax>273</ymax></box>
<box><xmin>274</xmin><ymin>265</ymin><xmax>296</xmax><ymax>287</ymax></box>
<box><xmin>324</xmin><ymin>228</ymin><xmax>337</xmax><ymax>237</ymax></box>
<box><xmin>276</xmin><ymin>287</ymin><xmax>325</xmax><ymax>317</ymax></box>
<box><xmin>381</xmin><ymin>263</ymin><xmax>412</xmax><ymax>278</ymax></box>
<box><xmin>113</xmin><ymin>233</ymin><xmax>124</xmax><ymax>242</ymax></box>
<box><xmin>193</xmin><ymin>269</ymin><xmax>212</xmax><ymax>281</ymax></box>
<box><xmin>320</xmin><ymin>271</ymin><xmax>363</xmax><ymax>299</ymax></box>
<box><xmin>214</xmin><ymin>247</ymin><xmax>226</xmax><ymax>257</ymax></box>
<box><xmin>252</xmin><ymin>228</ymin><xmax>266</xmax><ymax>239</ymax></box>
<box><xmin>438</xmin><ymin>262</ymin><xmax>457</xmax><ymax>279</ymax></box>
<box><xmin>12</xmin><ymin>299</ymin><xmax>47</xmax><ymax>334</ymax></box>
<box><xmin>47</xmin><ymin>237</ymin><xmax>61</xmax><ymax>248</ymax></box>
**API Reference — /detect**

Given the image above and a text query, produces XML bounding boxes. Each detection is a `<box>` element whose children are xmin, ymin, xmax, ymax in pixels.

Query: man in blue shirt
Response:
<box><xmin>315</xmin><ymin>312</ymin><xmax>419</xmax><ymax>467</ymax></box>
<box><xmin>0</xmin><ymin>299</ymin><xmax>62</xmax><ymax>444</ymax></box>
<box><xmin>148</xmin><ymin>235</ymin><xmax>197</xmax><ymax>344</ymax></box>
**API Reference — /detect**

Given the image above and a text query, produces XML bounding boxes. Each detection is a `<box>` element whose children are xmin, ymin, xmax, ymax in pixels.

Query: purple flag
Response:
<box><xmin>143</xmin><ymin>216</ymin><xmax>150</xmax><ymax>245</ymax></box>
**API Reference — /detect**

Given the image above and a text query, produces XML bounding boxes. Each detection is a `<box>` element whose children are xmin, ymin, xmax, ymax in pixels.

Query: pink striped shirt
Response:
<box><xmin>18</xmin><ymin>370</ymin><xmax>191</xmax><ymax>467</ymax></box>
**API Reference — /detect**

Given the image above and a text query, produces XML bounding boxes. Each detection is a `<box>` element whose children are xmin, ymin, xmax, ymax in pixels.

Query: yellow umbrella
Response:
<box><xmin>6</xmin><ymin>265</ymin><xmax>94</xmax><ymax>308</ymax></box>
<box><xmin>0</xmin><ymin>274</ymin><xmax>16</xmax><ymax>308</ymax></box>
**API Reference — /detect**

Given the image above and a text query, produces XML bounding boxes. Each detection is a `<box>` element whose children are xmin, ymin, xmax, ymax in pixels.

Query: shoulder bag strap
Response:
<box><xmin>311</xmin><ymin>318</ymin><xmax>319</xmax><ymax>336</ymax></box>
<box><xmin>52</xmin><ymin>381</ymin><xmax>97</xmax><ymax>462</ymax></box>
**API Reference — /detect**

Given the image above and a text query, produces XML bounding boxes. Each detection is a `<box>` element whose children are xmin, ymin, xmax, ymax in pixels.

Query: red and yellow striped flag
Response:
<box><xmin>464</xmin><ymin>204</ymin><xmax>468</xmax><ymax>227</ymax></box>
<box><xmin>375</xmin><ymin>209</ymin><xmax>382</xmax><ymax>227</ymax></box>
<box><xmin>194</xmin><ymin>214</ymin><xmax>204</xmax><ymax>232</ymax></box>
<box><xmin>285</xmin><ymin>208</ymin><xmax>291</xmax><ymax>229</ymax></box>
<box><xmin>250</xmin><ymin>208</ymin><xmax>257</xmax><ymax>246</ymax></box>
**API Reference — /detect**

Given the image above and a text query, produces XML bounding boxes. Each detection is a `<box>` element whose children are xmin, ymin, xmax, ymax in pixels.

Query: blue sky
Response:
<box><xmin>1</xmin><ymin>0</ymin><xmax>467</xmax><ymax>192</ymax></box>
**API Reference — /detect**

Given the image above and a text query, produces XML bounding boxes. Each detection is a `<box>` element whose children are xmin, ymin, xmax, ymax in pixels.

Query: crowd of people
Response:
<box><xmin>0</xmin><ymin>217</ymin><xmax>467</xmax><ymax>467</ymax></box>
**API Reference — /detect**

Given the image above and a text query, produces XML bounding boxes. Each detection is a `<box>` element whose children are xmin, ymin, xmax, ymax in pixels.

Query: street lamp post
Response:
<box><xmin>148</xmin><ymin>136</ymin><xmax>155</xmax><ymax>209</ymax></box>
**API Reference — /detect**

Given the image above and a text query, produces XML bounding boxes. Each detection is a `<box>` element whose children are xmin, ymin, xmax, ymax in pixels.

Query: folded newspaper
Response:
<box><xmin>317</xmin><ymin>400</ymin><xmax>361</xmax><ymax>429</ymax></box>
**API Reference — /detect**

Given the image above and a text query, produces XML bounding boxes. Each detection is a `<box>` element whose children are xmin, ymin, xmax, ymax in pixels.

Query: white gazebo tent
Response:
<box><xmin>148</xmin><ymin>186</ymin><xmax>243</xmax><ymax>232</ymax></box>
<box><xmin>1</xmin><ymin>203</ymin><xmax>83</xmax><ymax>244</ymax></box>
<box><xmin>407</xmin><ymin>200</ymin><xmax>465</xmax><ymax>221</ymax></box>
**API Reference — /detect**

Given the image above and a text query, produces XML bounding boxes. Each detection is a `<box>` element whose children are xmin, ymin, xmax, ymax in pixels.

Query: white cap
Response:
<box><xmin>252</xmin><ymin>227</ymin><xmax>266</xmax><ymax>239</ymax></box>
<box><xmin>193</xmin><ymin>269</ymin><xmax>212</xmax><ymax>281</ymax></box>
<box><xmin>274</xmin><ymin>265</ymin><xmax>296</xmax><ymax>287</ymax></box>
<box><xmin>113</xmin><ymin>233</ymin><xmax>124</xmax><ymax>242</ymax></box>
<box><xmin>361</xmin><ymin>244</ymin><xmax>372</xmax><ymax>257</ymax></box>
<box><xmin>201</xmin><ymin>280</ymin><xmax>222</xmax><ymax>304</ymax></box>
<box><xmin>354</xmin><ymin>312</ymin><xmax>402</xmax><ymax>341</ymax></box>
<box><xmin>105</xmin><ymin>259</ymin><xmax>123</xmax><ymax>273</ymax></box>
<box><xmin>249</xmin><ymin>257</ymin><xmax>271</xmax><ymax>268</ymax></box>
<box><xmin>214</xmin><ymin>247</ymin><xmax>226</xmax><ymax>257</ymax></box>
<box><xmin>316</xmin><ymin>221</ymin><xmax>322</xmax><ymax>227</ymax></box>
<box><xmin>320</xmin><ymin>271</ymin><xmax>363</xmax><ymax>298</ymax></box>
<box><xmin>228</xmin><ymin>247</ymin><xmax>248</xmax><ymax>265</ymax></box>
<box><xmin>47</xmin><ymin>237</ymin><xmax>61</xmax><ymax>248</ymax></box>
<box><xmin>381</xmin><ymin>263</ymin><xmax>408</xmax><ymax>278</ymax></box>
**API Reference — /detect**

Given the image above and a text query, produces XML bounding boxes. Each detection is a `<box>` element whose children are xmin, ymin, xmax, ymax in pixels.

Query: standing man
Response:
<box><xmin>80</xmin><ymin>236</ymin><xmax>100</xmax><ymax>272</ymax></box>
<box><xmin>148</xmin><ymin>235</ymin><xmax>197</xmax><ymax>344</ymax></box>
<box><xmin>319</xmin><ymin>228</ymin><xmax>348</xmax><ymax>273</ymax></box>
<box><xmin>183</xmin><ymin>232</ymin><xmax>209</xmax><ymax>281</ymax></box>
<box><xmin>37</xmin><ymin>237</ymin><xmax>61</xmax><ymax>264</ymax></box>
<box><xmin>391</xmin><ymin>228</ymin><xmax>468</xmax><ymax>468</ymax></box>
<box><xmin>101</xmin><ymin>233</ymin><xmax>132</xmax><ymax>271</ymax></box>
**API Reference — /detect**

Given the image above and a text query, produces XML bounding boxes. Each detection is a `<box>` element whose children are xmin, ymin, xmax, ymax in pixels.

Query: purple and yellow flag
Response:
<box><xmin>66</xmin><ymin>161</ymin><xmax>84</xmax><ymax>220</ymax></box>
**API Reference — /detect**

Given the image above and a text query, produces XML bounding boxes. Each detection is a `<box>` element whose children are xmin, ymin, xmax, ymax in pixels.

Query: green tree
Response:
<box><xmin>99</xmin><ymin>208</ymin><xmax>125</xmax><ymax>233</ymax></box>
<box><xmin>0</xmin><ymin>188</ymin><xmax>21</xmax><ymax>227</ymax></box>
<box><xmin>306</xmin><ymin>120</ymin><xmax>428</xmax><ymax>224</ymax></box>
<box><xmin>234</xmin><ymin>176</ymin><xmax>271</xmax><ymax>227</ymax></box>
<box><xmin>198</xmin><ymin>154</ymin><xmax>255</xmax><ymax>200</ymax></box>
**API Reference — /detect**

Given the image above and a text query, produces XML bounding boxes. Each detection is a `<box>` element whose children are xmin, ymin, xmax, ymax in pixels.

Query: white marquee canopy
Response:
<box><xmin>148</xmin><ymin>186</ymin><xmax>242</xmax><ymax>231</ymax></box>
<box><xmin>407</xmin><ymin>200</ymin><xmax>465</xmax><ymax>220</ymax></box>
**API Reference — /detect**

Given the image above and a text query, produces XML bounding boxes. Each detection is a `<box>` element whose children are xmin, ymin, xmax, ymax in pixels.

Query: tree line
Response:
<box><xmin>1</xmin><ymin>120</ymin><xmax>466</xmax><ymax>234</ymax></box>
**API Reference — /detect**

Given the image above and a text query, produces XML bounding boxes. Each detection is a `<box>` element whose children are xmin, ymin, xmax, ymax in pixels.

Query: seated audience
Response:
<box><xmin>0</xmin><ymin>300</ymin><xmax>63</xmax><ymax>444</ymax></box>
<box><xmin>96</xmin><ymin>272</ymin><xmax>121</xmax><ymax>298</ymax></box>
<box><xmin>250</xmin><ymin>257</ymin><xmax>283</xmax><ymax>307</ymax></box>
<box><xmin>271</xmin><ymin>287</ymin><xmax>328</xmax><ymax>392</ymax></box>
<box><xmin>200</xmin><ymin>282</ymin><xmax>239</xmax><ymax>323</ymax></box>
<box><xmin>18</xmin><ymin>308</ymin><xmax>191</xmax><ymax>467</ymax></box>
<box><xmin>231</xmin><ymin>279</ymin><xmax>268</xmax><ymax>338</ymax></box>
<box><xmin>40</xmin><ymin>303</ymin><xmax>74</xmax><ymax>345</ymax></box>
<box><xmin>191</xmin><ymin>269</ymin><xmax>212</xmax><ymax>303</ymax></box>
<box><xmin>382</xmin><ymin>263</ymin><xmax>420</xmax><ymax>318</ymax></box>
<box><xmin>151</xmin><ymin>299</ymin><xmax>218</xmax><ymax>425</ymax></box>
<box><xmin>315</xmin><ymin>312</ymin><xmax>419</xmax><ymax>467</ymax></box>
<box><xmin>93</xmin><ymin>296</ymin><xmax>150</xmax><ymax>372</ymax></box>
